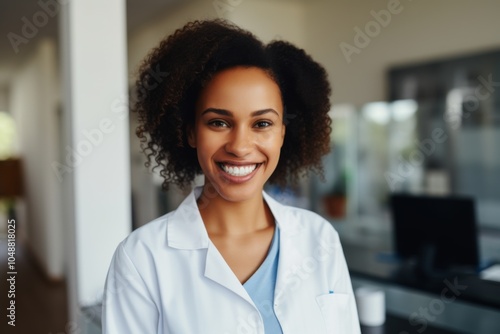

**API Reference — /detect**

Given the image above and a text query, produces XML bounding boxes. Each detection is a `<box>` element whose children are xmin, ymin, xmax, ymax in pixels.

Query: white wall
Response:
<box><xmin>304</xmin><ymin>0</ymin><xmax>500</xmax><ymax>107</ymax></box>
<box><xmin>9</xmin><ymin>38</ymin><xmax>63</xmax><ymax>279</ymax></box>
<box><xmin>227</xmin><ymin>0</ymin><xmax>306</xmax><ymax>46</ymax></box>
<box><xmin>60</xmin><ymin>0</ymin><xmax>131</xmax><ymax>310</ymax></box>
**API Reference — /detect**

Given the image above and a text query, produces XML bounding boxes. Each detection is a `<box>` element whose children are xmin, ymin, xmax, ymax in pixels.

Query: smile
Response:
<box><xmin>218</xmin><ymin>163</ymin><xmax>260</xmax><ymax>177</ymax></box>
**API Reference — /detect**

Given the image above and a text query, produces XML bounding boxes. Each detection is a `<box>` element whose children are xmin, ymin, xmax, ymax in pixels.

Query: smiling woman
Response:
<box><xmin>189</xmin><ymin>67</ymin><xmax>285</xmax><ymax>203</ymax></box>
<box><xmin>102</xmin><ymin>19</ymin><xmax>360</xmax><ymax>334</ymax></box>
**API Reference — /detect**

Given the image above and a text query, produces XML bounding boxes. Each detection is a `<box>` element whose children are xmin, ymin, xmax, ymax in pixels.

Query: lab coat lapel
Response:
<box><xmin>262</xmin><ymin>192</ymin><xmax>304</xmax><ymax>301</ymax></box>
<box><xmin>204</xmin><ymin>242</ymin><xmax>255</xmax><ymax>306</ymax></box>
<box><xmin>167</xmin><ymin>188</ymin><xmax>209</xmax><ymax>250</ymax></box>
<box><xmin>167</xmin><ymin>187</ymin><xmax>255</xmax><ymax>306</ymax></box>
<box><xmin>274</xmin><ymin>234</ymin><xmax>297</xmax><ymax>302</ymax></box>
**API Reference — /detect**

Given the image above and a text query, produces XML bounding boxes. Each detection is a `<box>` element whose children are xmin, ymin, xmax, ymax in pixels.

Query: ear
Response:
<box><xmin>187</xmin><ymin>124</ymin><xmax>196</xmax><ymax>148</ymax></box>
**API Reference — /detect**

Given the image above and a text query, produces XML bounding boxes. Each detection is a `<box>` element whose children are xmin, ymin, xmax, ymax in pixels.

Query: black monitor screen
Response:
<box><xmin>390</xmin><ymin>194</ymin><xmax>479</xmax><ymax>271</ymax></box>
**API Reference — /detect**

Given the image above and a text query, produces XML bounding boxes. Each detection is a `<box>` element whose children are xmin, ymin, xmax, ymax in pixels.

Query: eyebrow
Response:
<box><xmin>200</xmin><ymin>108</ymin><xmax>280</xmax><ymax>117</ymax></box>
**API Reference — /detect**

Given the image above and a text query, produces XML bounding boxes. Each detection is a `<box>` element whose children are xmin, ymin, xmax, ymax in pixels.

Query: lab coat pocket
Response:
<box><xmin>316</xmin><ymin>293</ymin><xmax>355</xmax><ymax>334</ymax></box>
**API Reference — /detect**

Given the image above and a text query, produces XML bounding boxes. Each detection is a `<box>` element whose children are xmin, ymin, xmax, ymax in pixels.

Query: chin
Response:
<box><xmin>204</xmin><ymin>175</ymin><xmax>266</xmax><ymax>204</ymax></box>
<box><xmin>218</xmin><ymin>183</ymin><xmax>263</xmax><ymax>203</ymax></box>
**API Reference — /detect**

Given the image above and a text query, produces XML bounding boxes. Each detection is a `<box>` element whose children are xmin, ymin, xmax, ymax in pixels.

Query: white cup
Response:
<box><xmin>355</xmin><ymin>286</ymin><xmax>386</xmax><ymax>326</ymax></box>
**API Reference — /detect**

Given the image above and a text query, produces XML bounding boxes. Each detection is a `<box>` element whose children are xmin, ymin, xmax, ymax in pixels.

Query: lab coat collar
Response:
<box><xmin>167</xmin><ymin>186</ymin><xmax>294</xmax><ymax>308</ymax></box>
<box><xmin>167</xmin><ymin>186</ymin><xmax>209</xmax><ymax>249</ymax></box>
<box><xmin>167</xmin><ymin>186</ymin><xmax>291</xmax><ymax>250</ymax></box>
<box><xmin>167</xmin><ymin>187</ymin><xmax>304</xmax><ymax>309</ymax></box>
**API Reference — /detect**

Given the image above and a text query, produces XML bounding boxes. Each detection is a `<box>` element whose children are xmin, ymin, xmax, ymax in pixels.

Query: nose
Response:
<box><xmin>225</xmin><ymin>126</ymin><xmax>253</xmax><ymax>157</ymax></box>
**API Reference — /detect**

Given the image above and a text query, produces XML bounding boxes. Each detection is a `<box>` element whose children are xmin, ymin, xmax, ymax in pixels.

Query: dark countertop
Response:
<box><xmin>361</xmin><ymin>314</ymin><xmax>459</xmax><ymax>334</ymax></box>
<box><xmin>342</xmin><ymin>242</ymin><xmax>500</xmax><ymax>311</ymax></box>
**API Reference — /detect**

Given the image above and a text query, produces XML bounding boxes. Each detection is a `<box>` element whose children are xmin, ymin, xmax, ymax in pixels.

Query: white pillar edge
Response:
<box><xmin>59</xmin><ymin>0</ymin><xmax>131</xmax><ymax>326</ymax></box>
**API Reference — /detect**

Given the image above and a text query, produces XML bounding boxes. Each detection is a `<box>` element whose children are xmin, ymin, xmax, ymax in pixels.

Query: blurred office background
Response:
<box><xmin>0</xmin><ymin>0</ymin><xmax>499</xmax><ymax>333</ymax></box>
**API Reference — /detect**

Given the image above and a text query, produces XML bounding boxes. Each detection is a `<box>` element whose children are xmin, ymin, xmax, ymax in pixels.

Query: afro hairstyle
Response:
<box><xmin>134</xmin><ymin>19</ymin><xmax>332</xmax><ymax>189</ymax></box>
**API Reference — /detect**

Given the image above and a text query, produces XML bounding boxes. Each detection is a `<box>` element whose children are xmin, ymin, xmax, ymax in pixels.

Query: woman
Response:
<box><xmin>103</xmin><ymin>19</ymin><xmax>360</xmax><ymax>334</ymax></box>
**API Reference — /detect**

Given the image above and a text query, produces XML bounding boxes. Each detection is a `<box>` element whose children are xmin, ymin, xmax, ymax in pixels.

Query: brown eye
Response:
<box><xmin>208</xmin><ymin>120</ymin><xmax>229</xmax><ymax>128</ymax></box>
<box><xmin>254</xmin><ymin>121</ymin><xmax>272</xmax><ymax>128</ymax></box>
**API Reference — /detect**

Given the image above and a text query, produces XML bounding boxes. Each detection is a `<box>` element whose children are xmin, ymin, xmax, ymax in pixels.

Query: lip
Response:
<box><xmin>216</xmin><ymin>162</ymin><xmax>262</xmax><ymax>184</ymax></box>
<box><xmin>217</xmin><ymin>160</ymin><xmax>261</xmax><ymax>166</ymax></box>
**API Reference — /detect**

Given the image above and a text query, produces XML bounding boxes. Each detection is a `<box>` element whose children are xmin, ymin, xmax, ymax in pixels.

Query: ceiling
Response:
<box><xmin>0</xmin><ymin>0</ymin><xmax>182</xmax><ymax>85</ymax></box>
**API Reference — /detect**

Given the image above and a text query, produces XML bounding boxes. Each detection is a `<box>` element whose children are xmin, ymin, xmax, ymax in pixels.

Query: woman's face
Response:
<box><xmin>189</xmin><ymin>66</ymin><xmax>285</xmax><ymax>203</ymax></box>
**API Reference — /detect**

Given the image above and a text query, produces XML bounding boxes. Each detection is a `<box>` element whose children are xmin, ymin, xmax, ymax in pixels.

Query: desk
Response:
<box><xmin>343</xmin><ymin>243</ymin><xmax>500</xmax><ymax>310</ymax></box>
<box><xmin>344</xmin><ymin>242</ymin><xmax>500</xmax><ymax>333</ymax></box>
<box><xmin>361</xmin><ymin>313</ymin><xmax>455</xmax><ymax>334</ymax></box>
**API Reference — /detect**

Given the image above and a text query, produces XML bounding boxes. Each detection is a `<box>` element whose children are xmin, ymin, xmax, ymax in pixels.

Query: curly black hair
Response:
<box><xmin>134</xmin><ymin>19</ymin><xmax>332</xmax><ymax>189</ymax></box>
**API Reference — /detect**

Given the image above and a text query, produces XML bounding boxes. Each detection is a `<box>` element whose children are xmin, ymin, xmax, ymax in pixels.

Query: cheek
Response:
<box><xmin>195</xmin><ymin>145</ymin><xmax>213</xmax><ymax>174</ymax></box>
<box><xmin>195</xmin><ymin>125</ymin><xmax>211</xmax><ymax>145</ymax></box>
<box><xmin>257</xmin><ymin>127</ymin><xmax>285</xmax><ymax>147</ymax></box>
<box><xmin>257</xmin><ymin>130</ymin><xmax>285</xmax><ymax>161</ymax></box>
<box><xmin>194</xmin><ymin>128</ymin><xmax>223</xmax><ymax>165</ymax></box>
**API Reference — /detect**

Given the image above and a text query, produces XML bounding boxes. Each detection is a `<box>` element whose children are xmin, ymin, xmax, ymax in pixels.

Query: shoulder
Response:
<box><xmin>117</xmin><ymin>211</ymin><xmax>174</xmax><ymax>261</ymax></box>
<box><xmin>265</xmin><ymin>193</ymin><xmax>340</xmax><ymax>243</ymax></box>
<box><xmin>287</xmin><ymin>205</ymin><xmax>339</xmax><ymax>237</ymax></box>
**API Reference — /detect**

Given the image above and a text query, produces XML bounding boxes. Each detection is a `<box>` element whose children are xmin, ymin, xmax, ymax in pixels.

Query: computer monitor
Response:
<box><xmin>390</xmin><ymin>194</ymin><xmax>479</xmax><ymax>274</ymax></box>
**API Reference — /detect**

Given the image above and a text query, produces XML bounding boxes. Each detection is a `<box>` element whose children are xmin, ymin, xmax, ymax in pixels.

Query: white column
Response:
<box><xmin>59</xmin><ymin>0</ymin><xmax>130</xmax><ymax>320</ymax></box>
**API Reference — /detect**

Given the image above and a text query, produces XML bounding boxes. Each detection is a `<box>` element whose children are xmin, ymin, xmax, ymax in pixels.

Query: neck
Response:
<box><xmin>197</xmin><ymin>184</ymin><xmax>274</xmax><ymax>236</ymax></box>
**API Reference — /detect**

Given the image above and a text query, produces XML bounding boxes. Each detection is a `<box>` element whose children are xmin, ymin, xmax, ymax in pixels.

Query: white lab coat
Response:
<box><xmin>102</xmin><ymin>187</ymin><xmax>360</xmax><ymax>333</ymax></box>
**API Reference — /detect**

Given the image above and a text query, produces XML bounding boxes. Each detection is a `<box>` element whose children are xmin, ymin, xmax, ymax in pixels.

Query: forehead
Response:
<box><xmin>196</xmin><ymin>66</ymin><xmax>283</xmax><ymax>114</ymax></box>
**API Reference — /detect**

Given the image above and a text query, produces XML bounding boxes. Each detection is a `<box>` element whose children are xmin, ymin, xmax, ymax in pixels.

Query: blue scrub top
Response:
<box><xmin>243</xmin><ymin>226</ymin><xmax>283</xmax><ymax>334</ymax></box>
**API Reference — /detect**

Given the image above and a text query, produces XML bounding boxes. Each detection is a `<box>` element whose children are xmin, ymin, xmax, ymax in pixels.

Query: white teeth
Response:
<box><xmin>221</xmin><ymin>164</ymin><xmax>257</xmax><ymax>177</ymax></box>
